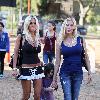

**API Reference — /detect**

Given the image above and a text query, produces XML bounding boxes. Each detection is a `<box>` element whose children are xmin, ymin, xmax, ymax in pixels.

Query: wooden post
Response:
<box><xmin>28</xmin><ymin>0</ymin><xmax>31</xmax><ymax>15</ymax></box>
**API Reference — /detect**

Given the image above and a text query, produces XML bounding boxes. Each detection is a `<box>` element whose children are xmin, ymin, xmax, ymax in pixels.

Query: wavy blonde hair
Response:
<box><xmin>23</xmin><ymin>15</ymin><xmax>40</xmax><ymax>46</ymax></box>
<box><xmin>58</xmin><ymin>17</ymin><xmax>77</xmax><ymax>44</ymax></box>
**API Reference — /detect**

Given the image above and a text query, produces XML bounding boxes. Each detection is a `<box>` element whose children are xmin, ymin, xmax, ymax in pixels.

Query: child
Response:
<box><xmin>41</xmin><ymin>63</ymin><xmax>57</xmax><ymax>100</ymax></box>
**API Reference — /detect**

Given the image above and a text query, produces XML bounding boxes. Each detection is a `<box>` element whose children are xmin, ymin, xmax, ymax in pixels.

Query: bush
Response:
<box><xmin>42</xmin><ymin>14</ymin><xmax>57</xmax><ymax>21</ymax></box>
<box><xmin>87</xmin><ymin>25</ymin><xmax>100</xmax><ymax>35</ymax></box>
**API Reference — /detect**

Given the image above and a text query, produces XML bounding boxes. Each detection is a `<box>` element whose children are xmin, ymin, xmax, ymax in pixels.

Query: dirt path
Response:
<box><xmin>0</xmin><ymin>66</ymin><xmax>100</xmax><ymax>100</ymax></box>
<box><xmin>1</xmin><ymin>36</ymin><xmax>100</xmax><ymax>100</ymax></box>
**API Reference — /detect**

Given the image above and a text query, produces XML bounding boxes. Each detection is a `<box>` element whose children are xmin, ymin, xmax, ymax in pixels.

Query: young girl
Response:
<box><xmin>41</xmin><ymin>63</ymin><xmax>57</xmax><ymax>100</ymax></box>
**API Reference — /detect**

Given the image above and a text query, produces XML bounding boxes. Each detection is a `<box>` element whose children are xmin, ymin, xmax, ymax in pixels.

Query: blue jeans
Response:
<box><xmin>60</xmin><ymin>72</ymin><xmax>83</xmax><ymax>100</ymax></box>
<box><xmin>43</xmin><ymin>51</ymin><xmax>55</xmax><ymax>64</ymax></box>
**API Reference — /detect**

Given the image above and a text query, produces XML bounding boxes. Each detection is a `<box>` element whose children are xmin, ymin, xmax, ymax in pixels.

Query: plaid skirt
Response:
<box><xmin>18</xmin><ymin>66</ymin><xmax>45</xmax><ymax>80</ymax></box>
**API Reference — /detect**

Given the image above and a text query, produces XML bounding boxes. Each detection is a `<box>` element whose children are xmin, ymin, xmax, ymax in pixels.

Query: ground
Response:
<box><xmin>0</xmin><ymin>35</ymin><xmax>100</xmax><ymax>100</ymax></box>
<box><xmin>0</xmin><ymin>67</ymin><xmax>100</xmax><ymax>100</ymax></box>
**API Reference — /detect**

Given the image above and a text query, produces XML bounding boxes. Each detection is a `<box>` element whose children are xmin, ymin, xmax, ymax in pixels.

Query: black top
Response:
<box><xmin>22</xmin><ymin>39</ymin><xmax>41</xmax><ymax>64</ymax></box>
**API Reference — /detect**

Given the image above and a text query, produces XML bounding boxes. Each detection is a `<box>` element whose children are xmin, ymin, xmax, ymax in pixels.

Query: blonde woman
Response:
<box><xmin>12</xmin><ymin>15</ymin><xmax>45</xmax><ymax>100</ymax></box>
<box><xmin>51</xmin><ymin>17</ymin><xmax>92</xmax><ymax>100</ymax></box>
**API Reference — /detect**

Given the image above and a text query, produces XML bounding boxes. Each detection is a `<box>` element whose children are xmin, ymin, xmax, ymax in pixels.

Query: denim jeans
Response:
<box><xmin>43</xmin><ymin>51</ymin><xmax>55</xmax><ymax>64</ymax></box>
<box><xmin>60</xmin><ymin>72</ymin><xmax>83</xmax><ymax>100</ymax></box>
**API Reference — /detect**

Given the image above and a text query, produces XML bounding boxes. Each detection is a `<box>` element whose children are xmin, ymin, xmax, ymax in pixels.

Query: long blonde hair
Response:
<box><xmin>23</xmin><ymin>15</ymin><xmax>40</xmax><ymax>46</ymax></box>
<box><xmin>58</xmin><ymin>17</ymin><xmax>77</xmax><ymax>44</ymax></box>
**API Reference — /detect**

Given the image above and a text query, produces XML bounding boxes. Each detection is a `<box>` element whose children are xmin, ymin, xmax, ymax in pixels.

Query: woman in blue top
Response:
<box><xmin>51</xmin><ymin>17</ymin><xmax>92</xmax><ymax>100</ymax></box>
<box><xmin>0</xmin><ymin>22</ymin><xmax>10</xmax><ymax>77</ymax></box>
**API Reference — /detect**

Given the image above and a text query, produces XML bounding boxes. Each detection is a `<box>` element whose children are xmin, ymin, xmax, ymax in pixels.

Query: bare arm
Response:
<box><xmin>13</xmin><ymin>34</ymin><xmax>22</xmax><ymax>69</ymax></box>
<box><xmin>40</xmin><ymin>37</ymin><xmax>45</xmax><ymax>44</ymax></box>
<box><xmin>53</xmin><ymin>40</ymin><xmax>61</xmax><ymax>81</ymax></box>
<box><xmin>40</xmin><ymin>32</ymin><xmax>47</xmax><ymax>44</ymax></box>
<box><xmin>83</xmin><ymin>39</ymin><xmax>91</xmax><ymax>75</ymax></box>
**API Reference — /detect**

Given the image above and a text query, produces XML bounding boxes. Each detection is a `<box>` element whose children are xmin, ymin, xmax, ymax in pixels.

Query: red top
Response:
<box><xmin>43</xmin><ymin>32</ymin><xmax>56</xmax><ymax>53</ymax></box>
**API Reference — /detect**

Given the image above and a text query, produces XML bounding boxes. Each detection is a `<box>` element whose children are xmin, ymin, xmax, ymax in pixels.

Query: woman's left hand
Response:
<box><xmin>51</xmin><ymin>80</ymin><xmax>58</xmax><ymax>90</ymax></box>
<box><xmin>87</xmin><ymin>74</ymin><xmax>92</xmax><ymax>84</ymax></box>
<box><xmin>44</xmin><ymin>87</ymin><xmax>55</xmax><ymax>92</ymax></box>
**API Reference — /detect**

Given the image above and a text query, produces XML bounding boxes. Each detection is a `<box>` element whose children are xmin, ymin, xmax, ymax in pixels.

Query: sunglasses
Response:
<box><xmin>30</xmin><ymin>22</ymin><xmax>36</xmax><ymax>25</ymax></box>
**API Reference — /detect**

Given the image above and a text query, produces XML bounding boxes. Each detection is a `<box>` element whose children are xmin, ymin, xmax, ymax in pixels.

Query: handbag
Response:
<box><xmin>80</xmin><ymin>37</ymin><xmax>88</xmax><ymax>71</ymax></box>
<box><xmin>9</xmin><ymin>36</ymin><xmax>23</xmax><ymax>69</ymax></box>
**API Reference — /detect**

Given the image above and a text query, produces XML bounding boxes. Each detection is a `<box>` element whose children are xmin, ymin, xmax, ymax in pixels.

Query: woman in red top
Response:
<box><xmin>41</xmin><ymin>21</ymin><xmax>56</xmax><ymax>64</ymax></box>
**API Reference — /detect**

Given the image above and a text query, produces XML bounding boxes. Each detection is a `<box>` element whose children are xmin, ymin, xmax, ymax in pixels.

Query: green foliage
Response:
<box><xmin>38</xmin><ymin>0</ymin><xmax>48</xmax><ymax>16</ymax></box>
<box><xmin>31</xmin><ymin>0</ymin><xmax>39</xmax><ymax>14</ymax></box>
<box><xmin>86</xmin><ymin>10</ymin><xmax>100</xmax><ymax>25</ymax></box>
<box><xmin>90</xmin><ymin>26</ymin><xmax>97</xmax><ymax>32</ymax></box>
<box><xmin>42</xmin><ymin>14</ymin><xmax>57</xmax><ymax>20</ymax></box>
<box><xmin>87</xmin><ymin>25</ymin><xmax>100</xmax><ymax>35</ymax></box>
<box><xmin>21</xmin><ymin>0</ymin><xmax>27</xmax><ymax>14</ymax></box>
<box><xmin>95</xmin><ymin>15</ymin><xmax>100</xmax><ymax>24</ymax></box>
<box><xmin>15</xmin><ymin>0</ymin><xmax>28</xmax><ymax>15</ymax></box>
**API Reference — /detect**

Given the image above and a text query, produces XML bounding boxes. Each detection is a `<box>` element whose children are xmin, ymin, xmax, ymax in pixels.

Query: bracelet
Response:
<box><xmin>13</xmin><ymin>68</ymin><xmax>17</xmax><ymax>71</ymax></box>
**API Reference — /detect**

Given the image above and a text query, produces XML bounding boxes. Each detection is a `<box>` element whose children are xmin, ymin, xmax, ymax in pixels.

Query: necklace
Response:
<box><xmin>64</xmin><ymin>36</ymin><xmax>77</xmax><ymax>47</ymax></box>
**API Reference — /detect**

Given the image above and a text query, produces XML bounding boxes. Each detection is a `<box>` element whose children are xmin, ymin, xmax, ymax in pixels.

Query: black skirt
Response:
<box><xmin>18</xmin><ymin>66</ymin><xmax>45</xmax><ymax>80</ymax></box>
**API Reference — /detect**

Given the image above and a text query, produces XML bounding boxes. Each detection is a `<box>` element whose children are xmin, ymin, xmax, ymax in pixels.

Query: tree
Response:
<box><xmin>77</xmin><ymin>0</ymin><xmax>97</xmax><ymax>25</ymax></box>
<box><xmin>37</xmin><ymin>0</ymin><xmax>48</xmax><ymax>16</ymax></box>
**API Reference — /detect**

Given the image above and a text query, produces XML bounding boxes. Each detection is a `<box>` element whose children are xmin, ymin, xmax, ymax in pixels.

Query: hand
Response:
<box><xmin>12</xmin><ymin>68</ymin><xmax>19</xmax><ymax>78</ymax></box>
<box><xmin>40</xmin><ymin>37</ymin><xmax>44</xmax><ymax>44</ymax></box>
<box><xmin>44</xmin><ymin>87</ymin><xmax>55</xmax><ymax>92</ymax></box>
<box><xmin>51</xmin><ymin>80</ymin><xmax>58</xmax><ymax>90</ymax></box>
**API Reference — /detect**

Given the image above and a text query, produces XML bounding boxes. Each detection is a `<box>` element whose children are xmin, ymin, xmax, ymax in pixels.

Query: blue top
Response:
<box><xmin>60</xmin><ymin>36</ymin><xmax>83</xmax><ymax>74</ymax></box>
<box><xmin>0</xmin><ymin>32</ymin><xmax>10</xmax><ymax>52</ymax></box>
<box><xmin>41</xmin><ymin>78</ymin><xmax>54</xmax><ymax>100</ymax></box>
<box><xmin>42</xmin><ymin>77</ymin><xmax>53</xmax><ymax>88</ymax></box>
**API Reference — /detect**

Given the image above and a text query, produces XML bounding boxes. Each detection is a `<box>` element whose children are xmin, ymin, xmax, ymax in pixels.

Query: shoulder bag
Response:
<box><xmin>9</xmin><ymin>36</ymin><xmax>23</xmax><ymax>69</ymax></box>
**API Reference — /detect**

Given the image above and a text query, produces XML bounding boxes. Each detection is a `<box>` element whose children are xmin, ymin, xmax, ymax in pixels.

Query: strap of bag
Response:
<box><xmin>80</xmin><ymin>36</ymin><xmax>85</xmax><ymax>54</ymax></box>
<box><xmin>80</xmin><ymin>37</ymin><xmax>85</xmax><ymax>50</ymax></box>
<box><xmin>19</xmin><ymin>35</ymin><xmax>23</xmax><ymax>50</ymax></box>
<box><xmin>80</xmin><ymin>37</ymin><xmax>88</xmax><ymax>71</ymax></box>
<box><xmin>80</xmin><ymin>36</ymin><xmax>83</xmax><ymax>46</ymax></box>
<box><xmin>45</xmin><ymin>31</ymin><xmax>53</xmax><ymax>50</ymax></box>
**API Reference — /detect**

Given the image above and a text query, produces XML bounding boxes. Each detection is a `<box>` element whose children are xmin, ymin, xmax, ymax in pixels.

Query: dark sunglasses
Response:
<box><xmin>30</xmin><ymin>22</ymin><xmax>36</xmax><ymax>25</ymax></box>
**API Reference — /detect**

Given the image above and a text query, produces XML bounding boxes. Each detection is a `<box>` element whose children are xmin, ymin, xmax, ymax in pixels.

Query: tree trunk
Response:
<box><xmin>79</xmin><ymin>13</ymin><xmax>84</xmax><ymax>25</ymax></box>
<box><xmin>79</xmin><ymin>0</ymin><xmax>84</xmax><ymax>25</ymax></box>
<box><xmin>78</xmin><ymin>0</ymin><xmax>96</xmax><ymax>25</ymax></box>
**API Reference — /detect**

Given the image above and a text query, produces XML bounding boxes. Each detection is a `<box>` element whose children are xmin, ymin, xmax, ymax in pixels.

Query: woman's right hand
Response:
<box><xmin>44</xmin><ymin>87</ymin><xmax>55</xmax><ymax>92</ymax></box>
<box><xmin>40</xmin><ymin>37</ymin><xmax>44</xmax><ymax>44</ymax></box>
<box><xmin>51</xmin><ymin>80</ymin><xmax>58</xmax><ymax>90</ymax></box>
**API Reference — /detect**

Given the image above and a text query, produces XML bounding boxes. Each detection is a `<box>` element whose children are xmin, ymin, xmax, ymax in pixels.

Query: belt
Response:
<box><xmin>22</xmin><ymin>63</ymin><xmax>42</xmax><ymax>68</ymax></box>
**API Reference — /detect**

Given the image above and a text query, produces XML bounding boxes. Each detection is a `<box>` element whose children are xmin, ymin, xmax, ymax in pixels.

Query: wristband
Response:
<box><xmin>13</xmin><ymin>68</ymin><xmax>17</xmax><ymax>71</ymax></box>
